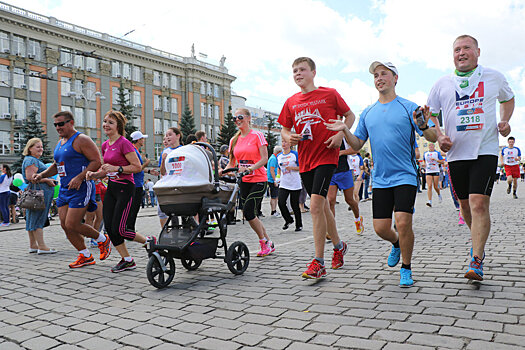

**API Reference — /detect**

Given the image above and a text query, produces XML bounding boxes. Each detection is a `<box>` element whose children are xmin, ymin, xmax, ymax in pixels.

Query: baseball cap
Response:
<box><xmin>369</xmin><ymin>61</ymin><xmax>398</xmax><ymax>75</ymax></box>
<box><xmin>130</xmin><ymin>131</ymin><xmax>148</xmax><ymax>141</ymax></box>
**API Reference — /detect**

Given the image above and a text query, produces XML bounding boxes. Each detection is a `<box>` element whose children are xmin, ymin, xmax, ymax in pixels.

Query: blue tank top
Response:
<box><xmin>54</xmin><ymin>132</ymin><xmax>90</xmax><ymax>187</ymax></box>
<box><xmin>133</xmin><ymin>148</ymin><xmax>144</xmax><ymax>188</ymax></box>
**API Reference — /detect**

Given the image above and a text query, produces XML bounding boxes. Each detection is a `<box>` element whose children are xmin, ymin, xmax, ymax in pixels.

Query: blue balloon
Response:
<box><xmin>45</xmin><ymin>163</ymin><xmax>53</xmax><ymax>168</ymax></box>
<box><xmin>19</xmin><ymin>183</ymin><xmax>28</xmax><ymax>191</ymax></box>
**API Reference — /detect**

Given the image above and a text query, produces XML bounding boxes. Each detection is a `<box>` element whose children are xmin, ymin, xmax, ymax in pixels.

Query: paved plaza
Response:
<box><xmin>0</xmin><ymin>182</ymin><xmax>524</xmax><ymax>350</ymax></box>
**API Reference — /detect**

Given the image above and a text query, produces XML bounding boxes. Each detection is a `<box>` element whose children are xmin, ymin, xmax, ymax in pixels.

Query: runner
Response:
<box><xmin>267</xmin><ymin>146</ymin><xmax>282</xmax><ymax>217</ymax></box>
<box><xmin>327</xmin><ymin>140</ymin><xmax>363</xmax><ymax>234</ymax></box>
<box><xmin>278</xmin><ymin>57</ymin><xmax>353</xmax><ymax>279</ymax></box>
<box><xmin>221</xmin><ymin>108</ymin><xmax>274</xmax><ymax>257</ymax></box>
<box><xmin>423</xmin><ymin>143</ymin><xmax>444</xmax><ymax>207</ymax></box>
<box><xmin>325</xmin><ymin>60</ymin><xmax>437</xmax><ymax>287</ymax></box>
<box><xmin>33</xmin><ymin>111</ymin><xmax>111</xmax><ymax>268</ymax></box>
<box><xmin>501</xmin><ymin>136</ymin><xmax>521</xmax><ymax>199</ymax></box>
<box><xmin>128</xmin><ymin>131</ymin><xmax>151</xmax><ymax>231</ymax></box>
<box><xmin>348</xmin><ymin>151</ymin><xmax>364</xmax><ymax>202</ymax></box>
<box><xmin>277</xmin><ymin>140</ymin><xmax>302</xmax><ymax>231</ymax></box>
<box><xmin>427</xmin><ymin>34</ymin><xmax>515</xmax><ymax>281</ymax></box>
<box><xmin>495</xmin><ymin>165</ymin><xmax>501</xmax><ymax>184</ymax></box>
<box><xmin>158</xmin><ymin>128</ymin><xmax>183</xmax><ymax>227</ymax></box>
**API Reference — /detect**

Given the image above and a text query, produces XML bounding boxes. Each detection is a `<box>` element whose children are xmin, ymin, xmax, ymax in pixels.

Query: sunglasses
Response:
<box><xmin>233</xmin><ymin>115</ymin><xmax>245</xmax><ymax>121</ymax></box>
<box><xmin>54</xmin><ymin>119</ymin><xmax>71</xmax><ymax>127</ymax></box>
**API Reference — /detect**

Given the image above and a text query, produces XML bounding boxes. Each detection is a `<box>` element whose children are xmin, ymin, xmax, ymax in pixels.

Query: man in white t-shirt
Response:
<box><xmin>500</xmin><ymin>136</ymin><xmax>521</xmax><ymax>199</ymax></box>
<box><xmin>427</xmin><ymin>34</ymin><xmax>515</xmax><ymax>282</ymax></box>
<box><xmin>422</xmin><ymin>143</ymin><xmax>444</xmax><ymax>207</ymax></box>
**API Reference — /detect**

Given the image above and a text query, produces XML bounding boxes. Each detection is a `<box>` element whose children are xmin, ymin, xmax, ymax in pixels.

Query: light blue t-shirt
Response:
<box><xmin>354</xmin><ymin>96</ymin><xmax>434</xmax><ymax>188</ymax></box>
<box><xmin>267</xmin><ymin>153</ymin><xmax>279</xmax><ymax>183</ymax></box>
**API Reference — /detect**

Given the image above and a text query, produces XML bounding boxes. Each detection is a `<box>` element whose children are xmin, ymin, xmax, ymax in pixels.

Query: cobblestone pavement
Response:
<box><xmin>1</xmin><ymin>181</ymin><xmax>524</xmax><ymax>349</ymax></box>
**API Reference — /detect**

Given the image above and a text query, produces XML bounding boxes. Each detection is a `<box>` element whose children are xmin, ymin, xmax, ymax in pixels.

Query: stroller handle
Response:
<box><xmin>195</xmin><ymin>142</ymin><xmax>220</xmax><ymax>193</ymax></box>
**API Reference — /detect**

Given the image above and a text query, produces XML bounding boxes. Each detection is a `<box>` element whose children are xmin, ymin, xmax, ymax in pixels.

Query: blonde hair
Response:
<box><xmin>23</xmin><ymin>138</ymin><xmax>42</xmax><ymax>156</ymax></box>
<box><xmin>229</xmin><ymin>108</ymin><xmax>251</xmax><ymax>163</ymax></box>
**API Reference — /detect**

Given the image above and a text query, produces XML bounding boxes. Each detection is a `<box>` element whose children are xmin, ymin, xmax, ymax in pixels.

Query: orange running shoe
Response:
<box><xmin>355</xmin><ymin>216</ymin><xmax>364</xmax><ymax>234</ymax></box>
<box><xmin>69</xmin><ymin>254</ymin><xmax>95</xmax><ymax>268</ymax></box>
<box><xmin>98</xmin><ymin>234</ymin><xmax>112</xmax><ymax>261</ymax></box>
<box><xmin>332</xmin><ymin>241</ymin><xmax>348</xmax><ymax>269</ymax></box>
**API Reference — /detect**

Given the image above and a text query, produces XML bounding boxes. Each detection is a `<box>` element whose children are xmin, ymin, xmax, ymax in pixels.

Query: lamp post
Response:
<box><xmin>68</xmin><ymin>88</ymin><xmax>105</xmax><ymax>129</ymax></box>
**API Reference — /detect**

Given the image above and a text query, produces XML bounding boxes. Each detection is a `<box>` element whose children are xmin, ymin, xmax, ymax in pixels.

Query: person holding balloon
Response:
<box><xmin>0</xmin><ymin>165</ymin><xmax>13</xmax><ymax>226</ymax></box>
<box><xmin>21</xmin><ymin>138</ymin><xmax>57</xmax><ymax>254</ymax></box>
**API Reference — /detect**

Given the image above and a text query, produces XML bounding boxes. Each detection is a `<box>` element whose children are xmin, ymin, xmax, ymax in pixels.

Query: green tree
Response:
<box><xmin>180</xmin><ymin>104</ymin><xmax>196</xmax><ymax>139</ymax></box>
<box><xmin>116</xmin><ymin>85</ymin><xmax>136</xmax><ymax>141</ymax></box>
<box><xmin>265</xmin><ymin>114</ymin><xmax>279</xmax><ymax>156</ymax></box>
<box><xmin>217</xmin><ymin>106</ymin><xmax>237</xmax><ymax>149</ymax></box>
<box><xmin>12</xmin><ymin>110</ymin><xmax>53</xmax><ymax>173</ymax></box>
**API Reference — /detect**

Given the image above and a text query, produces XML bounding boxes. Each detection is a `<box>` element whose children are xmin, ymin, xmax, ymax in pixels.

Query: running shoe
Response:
<box><xmin>282</xmin><ymin>221</ymin><xmax>293</xmax><ymax>230</ymax></box>
<box><xmin>69</xmin><ymin>254</ymin><xmax>95</xmax><ymax>268</ymax></box>
<box><xmin>257</xmin><ymin>240</ymin><xmax>272</xmax><ymax>257</ymax></box>
<box><xmin>111</xmin><ymin>258</ymin><xmax>137</xmax><ymax>273</ymax></box>
<box><xmin>295</xmin><ymin>226</ymin><xmax>302</xmax><ymax>232</ymax></box>
<box><xmin>464</xmin><ymin>256</ymin><xmax>483</xmax><ymax>281</ymax></box>
<box><xmin>302</xmin><ymin>259</ymin><xmax>327</xmax><ymax>279</ymax></box>
<box><xmin>507</xmin><ymin>184</ymin><xmax>512</xmax><ymax>194</ymax></box>
<box><xmin>90</xmin><ymin>239</ymin><xmax>98</xmax><ymax>248</ymax></box>
<box><xmin>355</xmin><ymin>216</ymin><xmax>364</xmax><ymax>235</ymax></box>
<box><xmin>438</xmin><ymin>195</ymin><xmax>443</xmax><ymax>203</ymax></box>
<box><xmin>458</xmin><ymin>214</ymin><xmax>466</xmax><ymax>226</ymax></box>
<box><xmin>144</xmin><ymin>236</ymin><xmax>157</xmax><ymax>248</ymax></box>
<box><xmin>387</xmin><ymin>246</ymin><xmax>401</xmax><ymax>267</ymax></box>
<box><xmin>513</xmin><ymin>193</ymin><xmax>518</xmax><ymax>199</ymax></box>
<box><xmin>272</xmin><ymin>212</ymin><xmax>281</xmax><ymax>217</ymax></box>
<box><xmin>426</xmin><ymin>201</ymin><xmax>432</xmax><ymax>207</ymax></box>
<box><xmin>98</xmin><ymin>233</ymin><xmax>112</xmax><ymax>261</ymax></box>
<box><xmin>268</xmin><ymin>241</ymin><xmax>275</xmax><ymax>255</ymax></box>
<box><xmin>399</xmin><ymin>268</ymin><xmax>414</xmax><ymax>287</ymax></box>
<box><xmin>331</xmin><ymin>241</ymin><xmax>348</xmax><ymax>269</ymax></box>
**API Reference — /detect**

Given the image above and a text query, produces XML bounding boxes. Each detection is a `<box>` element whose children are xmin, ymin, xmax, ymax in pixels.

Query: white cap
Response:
<box><xmin>130</xmin><ymin>131</ymin><xmax>148</xmax><ymax>141</ymax></box>
<box><xmin>369</xmin><ymin>61</ymin><xmax>398</xmax><ymax>75</ymax></box>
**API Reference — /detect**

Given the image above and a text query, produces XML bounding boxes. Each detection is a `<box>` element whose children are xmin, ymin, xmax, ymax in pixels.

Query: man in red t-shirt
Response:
<box><xmin>279</xmin><ymin>57</ymin><xmax>355</xmax><ymax>279</ymax></box>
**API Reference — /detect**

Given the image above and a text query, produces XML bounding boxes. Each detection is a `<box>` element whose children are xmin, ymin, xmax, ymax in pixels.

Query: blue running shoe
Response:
<box><xmin>387</xmin><ymin>246</ymin><xmax>401</xmax><ymax>267</ymax></box>
<box><xmin>464</xmin><ymin>256</ymin><xmax>483</xmax><ymax>281</ymax></box>
<box><xmin>399</xmin><ymin>268</ymin><xmax>414</xmax><ymax>287</ymax></box>
<box><xmin>470</xmin><ymin>248</ymin><xmax>485</xmax><ymax>260</ymax></box>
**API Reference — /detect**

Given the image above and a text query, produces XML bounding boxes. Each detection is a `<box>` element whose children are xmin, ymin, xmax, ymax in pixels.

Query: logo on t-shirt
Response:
<box><xmin>455</xmin><ymin>82</ymin><xmax>485</xmax><ymax>131</ymax></box>
<box><xmin>294</xmin><ymin>108</ymin><xmax>325</xmax><ymax>126</ymax></box>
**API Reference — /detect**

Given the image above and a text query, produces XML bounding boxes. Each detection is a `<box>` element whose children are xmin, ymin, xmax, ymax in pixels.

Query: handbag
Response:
<box><xmin>17</xmin><ymin>183</ymin><xmax>46</xmax><ymax>211</ymax></box>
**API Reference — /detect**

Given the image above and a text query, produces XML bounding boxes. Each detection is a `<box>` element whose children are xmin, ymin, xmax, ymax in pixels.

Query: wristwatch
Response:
<box><xmin>117</xmin><ymin>166</ymin><xmax>124</xmax><ymax>173</ymax></box>
<box><xmin>419</xmin><ymin>124</ymin><xmax>429</xmax><ymax>131</ymax></box>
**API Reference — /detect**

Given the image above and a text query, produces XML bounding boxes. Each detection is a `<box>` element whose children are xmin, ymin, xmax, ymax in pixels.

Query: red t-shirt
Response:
<box><xmin>230</xmin><ymin>129</ymin><xmax>268</xmax><ymax>183</ymax></box>
<box><xmin>278</xmin><ymin>87</ymin><xmax>350</xmax><ymax>173</ymax></box>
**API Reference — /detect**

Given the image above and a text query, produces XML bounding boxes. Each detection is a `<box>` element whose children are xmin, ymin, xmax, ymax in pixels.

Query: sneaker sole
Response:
<box><xmin>69</xmin><ymin>260</ymin><xmax>96</xmax><ymax>268</ymax></box>
<box><xmin>111</xmin><ymin>265</ymin><xmax>137</xmax><ymax>273</ymax></box>
<box><xmin>464</xmin><ymin>270</ymin><xmax>483</xmax><ymax>281</ymax></box>
<box><xmin>426</xmin><ymin>203</ymin><xmax>432</xmax><ymax>207</ymax></box>
<box><xmin>399</xmin><ymin>283</ymin><xmax>414</xmax><ymax>288</ymax></box>
<box><xmin>301</xmin><ymin>273</ymin><xmax>327</xmax><ymax>279</ymax></box>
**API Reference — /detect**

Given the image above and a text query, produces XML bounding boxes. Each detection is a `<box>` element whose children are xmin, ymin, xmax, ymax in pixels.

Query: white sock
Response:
<box><xmin>96</xmin><ymin>232</ymin><xmax>106</xmax><ymax>243</ymax></box>
<box><xmin>354</xmin><ymin>217</ymin><xmax>360</xmax><ymax>222</ymax></box>
<box><xmin>80</xmin><ymin>249</ymin><xmax>90</xmax><ymax>257</ymax></box>
<box><xmin>124</xmin><ymin>256</ymin><xmax>133</xmax><ymax>262</ymax></box>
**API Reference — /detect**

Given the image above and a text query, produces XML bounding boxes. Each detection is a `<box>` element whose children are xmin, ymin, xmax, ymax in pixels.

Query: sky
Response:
<box><xmin>9</xmin><ymin>0</ymin><xmax>525</xmax><ymax>146</ymax></box>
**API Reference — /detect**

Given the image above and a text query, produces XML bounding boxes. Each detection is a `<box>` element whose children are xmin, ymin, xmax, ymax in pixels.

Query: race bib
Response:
<box><xmin>456</xmin><ymin>105</ymin><xmax>484</xmax><ymax>132</ymax></box>
<box><xmin>167</xmin><ymin>156</ymin><xmax>185</xmax><ymax>176</ymax></box>
<box><xmin>239</xmin><ymin>160</ymin><xmax>253</xmax><ymax>171</ymax></box>
<box><xmin>57</xmin><ymin>162</ymin><xmax>67</xmax><ymax>177</ymax></box>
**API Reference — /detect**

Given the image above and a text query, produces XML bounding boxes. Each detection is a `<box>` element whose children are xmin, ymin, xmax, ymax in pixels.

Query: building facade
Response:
<box><xmin>0</xmin><ymin>1</ymin><xmax>235</xmax><ymax>164</ymax></box>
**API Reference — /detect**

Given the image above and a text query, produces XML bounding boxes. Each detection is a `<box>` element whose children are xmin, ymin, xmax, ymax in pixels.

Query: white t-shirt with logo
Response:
<box><xmin>277</xmin><ymin>151</ymin><xmax>302</xmax><ymax>191</ymax></box>
<box><xmin>427</xmin><ymin>67</ymin><xmax>514</xmax><ymax>162</ymax></box>
<box><xmin>501</xmin><ymin>147</ymin><xmax>521</xmax><ymax>166</ymax></box>
<box><xmin>423</xmin><ymin>151</ymin><xmax>443</xmax><ymax>173</ymax></box>
<box><xmin>348</xmin><ymin>154</ymin><xmax>363</xmax><ymax>177</ymax></box>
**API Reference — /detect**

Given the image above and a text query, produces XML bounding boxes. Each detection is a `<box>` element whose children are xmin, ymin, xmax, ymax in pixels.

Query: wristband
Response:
<box><xmin>420</xmin><ymin>125</ymin><xmax>429</xmax><ymax>131</ymax></box>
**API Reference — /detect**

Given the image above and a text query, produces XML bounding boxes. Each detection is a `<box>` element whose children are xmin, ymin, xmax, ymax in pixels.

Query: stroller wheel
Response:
<box><xmin>146</xmin><ymin>253</ymin><xmax>175</xmax><ymax>289</ymax></box>
<box><xmin>225</xmin><ymin>241</ymin><xmax>250</xmax><ymax>275</ymax></box>
<box><xmin>180</xmin><ymin>258</ymin><xmax>202</xmax><ymax>271</ymax></box>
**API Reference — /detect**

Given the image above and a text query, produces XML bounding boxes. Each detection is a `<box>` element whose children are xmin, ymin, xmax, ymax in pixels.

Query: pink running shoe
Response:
<box><xmin>458</xmin><ymin>213</ymin><xmax>465</xmax><ymax>226</ymax></box>
<box><xmin>257</xmin><ymin>239</ymin><xmax>271</xmax><ymax>257</ymax></box>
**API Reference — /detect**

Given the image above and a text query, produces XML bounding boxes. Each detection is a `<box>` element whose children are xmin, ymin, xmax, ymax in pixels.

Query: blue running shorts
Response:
<box><xmin>56</xmin><ymin>180</ymin><xmax>97</xmax><ymax>212</ymax></box>
<box><xmin>330</xmin><ymin>170</ymin><xmax>354</xmax><ymax>190</ymax></box>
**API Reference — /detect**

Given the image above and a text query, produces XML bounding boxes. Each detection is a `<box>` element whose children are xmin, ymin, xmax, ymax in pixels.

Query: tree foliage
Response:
<box><xmin>180</xmin><ymin>104</ymin><xmax>196</xmax><ymax>140</ymax></box>
<box><xmin>265</xmin><ymin>115</ymin><xmax>279</xmax><ymax>156</ymax></box>
<box><xmin>217</xmin><ymin>106</ymin><xmax>237</xmax><ymax>150</ymax></box>
<box><xmin>116</xmin><ymin>85</ymin><xmax>137</xmax><ymax>141</ymax></box>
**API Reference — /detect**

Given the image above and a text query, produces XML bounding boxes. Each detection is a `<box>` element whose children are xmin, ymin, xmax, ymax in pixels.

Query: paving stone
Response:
<box><xmin>161</xmin><ymin>330</ymin><xmax>205</xmax><ymax>346</ymax></box>
<box><xmin>20</xmin><ymin>335</ymin><xmax>60</xmax><ymax>350</ymax></box>
<box><xmin>407</xmin><ymin>333</ymin><xmax>466</xmax><ymax>348</ymax></box>
<box><xmin>192</xmin><ymin>338</ymin><xmax>242</xmax><ymax>350</ymax></box>
<box><xmin>77</xmin><ymin>337</ymin><xmax>120</xmax><ymax>350</ymax></box>
<box><xmin>119</xmin><ymin>334</ymin><xmax>163</xmax><ymax>349</ymax></box>
<box><xmin>439</xmin><ymin>325</ymin><xmax>493</xmax><ymax>341</ymax></box>
<box><xmin>334</xmin><ymin>336</ymin><xmax>386</xmax><ymax>349</ymax></box>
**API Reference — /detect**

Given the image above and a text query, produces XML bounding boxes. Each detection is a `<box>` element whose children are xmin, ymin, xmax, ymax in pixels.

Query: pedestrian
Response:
<box><xmin>33</xmin><ymin>111</ymin><xmax>111</xmax><ymax>268</ymax></box>
<box><xmin>348</xmin><ymin>151</ymin><xmax>364</xmax><ymax>202</ymax></box>
<box><xmin>427</xmin><ymin>34</ymin><xmax>515</xmax><ymax>281</ymax></box>
<box><xmin>9</xmin><ymin>183</ymin><xmax>20</xmax><ymax>223</ymax></box>
<box><xmin>146</xmin><ymin>179</ymin><xmax>155</xmax><ymax>206</ymax></box>
<box><xmin>267</xmin><ymin>145</ymin><xmax>282</xmax><ymax>217</ymax></box>
<box><xmin>277</xmin><ymin>140</ymin><xmax>302</xmax><ymax>231</ymax></box>
<box><xmin>22</xmin><ymin>138</ymin><xmax>57</xmax><ymax>254</ymax></box>
<box><xmin>128</xmin><ymin>131</ymin><xmax>151</xmax><ymax>232</ymax></box>
<box><xmin>362</xmin><ymin>153</ymin><xmax>372</xmax><ymax>200</ymax></box>
<box><xmin>423</xmin><ymin>143</ymin><xmax>444</xmax><ymax>207</ymax></box>
<box><xmin>159</xmin><ymin>128</ymin><xmax>183</xmax><ymax>227</ymax></box>
<box><xmin>86</xmin><ymin>110</ymin><xmax>152</xmax><ymax>273</ymax></box>
<box><xmin>220</xmin><ymin>108</ymin><xmax>274</xmax><ymax>257</ymax></box>
<box><xmin>279</xmin><ymin>57</ymin><xmax>354</xmax><ymax>279</ymax></box>
<box><xmin>325</xmin><ymin>60</ymin><xmax>438</xmax><ymax>287</ymax></box>
<box><xmin>500</xmin><ymin>136</ymin><xmax>520</xmax><ymax>199</ymax></box>
<box><xmin>0</xmin><ymin>165</ymin><xmax>13</xmax><ymax>226</ymax></box>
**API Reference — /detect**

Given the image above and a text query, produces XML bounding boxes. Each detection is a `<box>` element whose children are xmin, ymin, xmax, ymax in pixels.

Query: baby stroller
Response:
<box><xmin>145</xmin><ymin>142</ymin><xmax>249</xmax><ymax>289</ymax></box>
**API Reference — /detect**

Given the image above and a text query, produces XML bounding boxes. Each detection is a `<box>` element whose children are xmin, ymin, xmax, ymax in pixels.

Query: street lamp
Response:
<box><xmin>68</xmin><ymin>88</ymin><xmax>105</xmax><ymax>129</ymax></box>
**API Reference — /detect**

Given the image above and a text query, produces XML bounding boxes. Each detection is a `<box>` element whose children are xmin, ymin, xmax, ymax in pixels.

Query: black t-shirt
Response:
<box><xmin>335</xmin><ymin>143</ymin><xmax>350</xmax><ymax>174</ymax></box>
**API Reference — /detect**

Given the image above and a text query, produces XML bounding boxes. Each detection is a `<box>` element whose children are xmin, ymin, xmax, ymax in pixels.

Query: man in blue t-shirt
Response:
<box><xmin>267</xmin><ymin>146</ymin><xmax>282</xmax><ymax>217</ymax></box>
<box><xmin>325</xmin><ymin>61</ymin><xmax>437</xmax><ymax>287</ymax></box>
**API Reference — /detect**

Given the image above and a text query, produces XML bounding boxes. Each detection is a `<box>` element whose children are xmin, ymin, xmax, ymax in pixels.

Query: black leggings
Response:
<box><xmin>240</xmin><ymin>181</ymin><xmax>267</xmax><ymax>221</ymax></box>
<box><xmin>127</xmin><ymin>186</ymin><xmax>143</xmax><ymax>231</ymax></box>
<box><xmin>278</xmin><ymin>187</ymin><xmax>302</xmax><ymax>228</ymax></box>
<box><xmin>103</xmin><ymin>180</ymin><xmax>136</xmax><ymax>246</ymax></box>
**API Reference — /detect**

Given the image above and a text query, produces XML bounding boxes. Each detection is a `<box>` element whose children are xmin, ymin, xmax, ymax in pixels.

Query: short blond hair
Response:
<box><xmin>23</xmin><ymin>138</ymin><xmax>42</xmax><ymax>156</ymax></box>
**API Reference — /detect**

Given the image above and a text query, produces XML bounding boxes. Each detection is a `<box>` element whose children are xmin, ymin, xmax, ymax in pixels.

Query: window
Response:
<box><xmin>208</xmin><ymin>125</ymin><xmax>213</xmax><ymax>140</ymax></box>
<box><xmin>86</xmin><ymin>57</ymin><xmax>96</xmax><ymax>73</ymax></box>
<box><xmin>60</xmin><ymin>48</ymin><xmax>72</xmax><ymax>66</ymax></box>
<box><xmin>207</xmin><ymin>82</ymin><xmax>212</xmax><ymax>96</ymax></box>
<box><xmin>132</xmin><ymin>66</ymin><xmax>141</xmax><ymax>82</ymax></box>
<box><xmin>154</xmin><ymin>95</ymin><xmax>161</xmax><ymax>110</ymax></box>
<box><xmin>13</xmin><ymin>35</ymin><xmax>25</xmax><ymax>57</ymax></box>
<box><xmin>75</xmin><ymin>107</ymin><xmax>84</xmax><ymax>127</ymax></box>
<box><xmin>111</xmin><ymin>61</ymin><xmax>120</xmax><ymax>77</ymax></box>
<box><xmin>171</xmin><ymin>98</ymin><xmax>178</xmax><ymax>114</ymax></box>
<box><xmin>0</xmin><ymin>32</ymin><xmax>8</xmax><ymax>53</ymax></box>
<box><xmin>200</xmin><ymin>102</ymin><xmax>206</xmax><ymax>117</ymax></box>
<box><xmin>74</xmin><ymin>54</ymin><xmax>84</xmax><ymax>70</ymax></box>
<box><xmin>207</xmin><ymin>104</ymin><xmax>213</xmax><ymax>118</ymax></box>
<box><xmin>13</xmin><ymin>99</ymin><xmax>26</xmax><ymax>120</ymax></box>
<box><xmin>133</xmin><ymin>90</ymin><xmax>141</xmax><ymax>106</ymax></box>
<box><xmin>29</xmin><ymin>71</ymin><xmax>40</xmax><ymax>92</ymax></box>
<box><xmin>154</xmin><ymin>118</ymin><xmax>162</xmax><ymax>134</ymax></box>
<box><xmin>13</xmin><ymin>132</ymin><xmax>22</xmax><ymax>152</ymax></box>
<box><xmin>162</xmin><ymin>73</ymin><xmax>169</xmax><ymax>87</ymax></box>
<box><xmin>0</xmin><ymin>97</ymin><xmax>9</xmax><ymax>115</ymax></box>
<box><xmin>155</xmin><ymin>143</ymin><xmax>162</xmax><ymax>160</ymax></box>
<box><xmin>214</xmin><ymin>84</ymin><xmax>220</xmax><ymax>98</ymax></box>
<box><xmin>74</xmin><ymin>80</ymin><xmax>84</xmax><ymax>95</ymax></box>
<box><xmin>13</xmin><ymin>68</ymin><xmax>24</xmax><ymax>88</ymax></box>
<box><xmin>86</xmin><ymin>81</ymin><xmax>96</xmax><ymax>101</ymax></box>
<box><xmin>200</xmin><ymin>81</ymin><xmax>206</xmax><ymax>95</ymax></box>
<box><xmin>0</xmin><ymin>131</ymin><xmax>10</xmax><ymax>155</ymax></box>
<box><xmin>122</xmin><ymin>63</ymin><xmax>131</xmax><ymax>80</ymax></box>
<box><xmin>112</xmin><ymin>86</ymin><xmax>119</xmax><ymax>104</ymax></box>
<box><xmin>133</xmin><ymin>115</ymin><xmax>141</xmax><ymax>128</ymax></box>
<box><xmin>61</xmin><ymin>77</ymin><xmax>71</xmax><ymax>96</ymax></box>
<box><xmin>163</xmin><ymin>119</ymin><xmax>169</xmax><ymax>133</ymax></box>
<box><xmin>215</xmin><ymin>126</ymin><xmax>220</xmax><ymax>139</ymax></box>
<box><xmin>0</xmin><ymin>65</ymin><xmax>9</xmax><ymax>86</ymax></box>
<box><xmin>171</xmin><ymin>120</ymin><xmax>178</xmax><ymax>128</ymax></box>
<box><xmin>27</xmin><ymin>39</ymin><xmax>41</xmax><ymax>60</ymax></box>
<box><xmin>201</xmin><ymin>123</ymin><xmax>205</xmax><ymax>131</ymax></box>
<box><xmin>153</xmin><ymin>71</ymin><xmax>160</xmax><ymax>86</ymax></box>
<box><xmin>124</xmin><ymin>89</ymin><xmax>131</xmax><ymax>105</ymax></box>
<box><xmin>61</xmin><ymin>105</ymin><xmax>71</xmax><ymax>112</ymax></box>
<box><xmin>214</xmin><ymin>105</ymin><xmax>220</xmax><ymax>120</ymax></box>
<box><xmin>87</xmin><ymin>109</ymin><xmax>96</xmax><ymax>128</ymax></box>
<box><xmin>29</xmin><ymin>101</ymin><xmax>41</xmax><ymax>121</ymax></box>
<box><xmin>170</xmin><ymin>75</ymin><xmax>178</xmax><ymax>90</ymax></box>
<box><xmin>163</xmin><ymin>97</ymin><xmax>169</xmax><ymax>112</ymax></box>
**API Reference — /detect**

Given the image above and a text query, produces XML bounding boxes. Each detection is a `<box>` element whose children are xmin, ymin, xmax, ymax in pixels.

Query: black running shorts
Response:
<box><xmin>372</xmin><ymin>185</ymin><xmax>417</xmax><ymax>219</ymax></box>
<box><xmin>300</xmin><ymin>164</ymin><xmax>336</xmax><ymax>198</ymax></box>
<box><xmin>448</xmin><ymin>155</ymin><xmax>497</xmax><ymax>200</ymax></box>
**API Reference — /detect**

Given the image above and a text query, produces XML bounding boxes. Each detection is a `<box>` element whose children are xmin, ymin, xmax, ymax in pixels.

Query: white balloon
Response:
<box><xmin>14</xmin><ymin>173</ymin><xmax>23</xmax><ymax>181</ymax></box>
